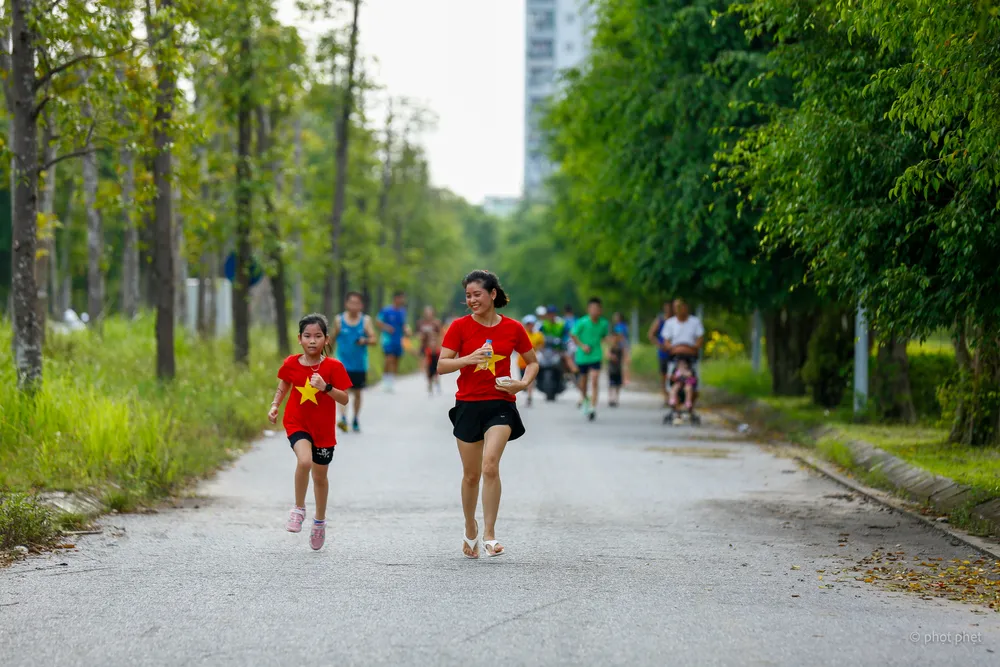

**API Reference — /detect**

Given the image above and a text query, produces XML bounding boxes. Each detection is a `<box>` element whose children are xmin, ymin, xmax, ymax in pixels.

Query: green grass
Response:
<box><xmin>0</xmin><ymin>493</ymin><xmax>55</xmax><ymax>550</ymax></box>
<box><xmin>703</xmin><ymin>355</ymin><xmax>1000</xmax><ymax>505</ymax></box>
<box><xmin>1</xmin><ymin>315</ymin><xmax>419</xmax><ymax>550</ymax></box>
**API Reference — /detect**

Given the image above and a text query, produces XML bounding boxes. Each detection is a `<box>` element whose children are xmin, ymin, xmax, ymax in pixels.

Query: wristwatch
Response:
<box><xmin>324</xmin><ymin>383</ymin><xmax>333</xmax><ymax>393</ymax></box>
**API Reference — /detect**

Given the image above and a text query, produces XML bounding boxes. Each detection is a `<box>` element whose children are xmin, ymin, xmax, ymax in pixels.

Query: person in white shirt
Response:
<box><xmin>659</xmin><ymin>298</ymin><xmax>705</xmax><ymax>415</ymax></box>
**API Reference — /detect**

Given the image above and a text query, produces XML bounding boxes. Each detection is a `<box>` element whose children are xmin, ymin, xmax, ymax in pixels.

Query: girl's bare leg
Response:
<box><xmin>311</xmin><ymin>463</ymin><xmax>329</xmax><ymax>521</ymax></box>
<box><xmin>292</xmin><ymin>441</ymin><xmax>313</xmax><ymax>507</ymax></box>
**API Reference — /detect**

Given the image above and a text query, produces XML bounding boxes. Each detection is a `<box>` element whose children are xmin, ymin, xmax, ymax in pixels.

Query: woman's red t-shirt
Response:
<box><xmin>277</xmin><ymin>355</ymin><xmax>352</xmax><ymax>448</ymax></box>
<box><xmin>441</xmin><ymin>315</ymin><xmax>533</xmax><ymax>403</ymax></box>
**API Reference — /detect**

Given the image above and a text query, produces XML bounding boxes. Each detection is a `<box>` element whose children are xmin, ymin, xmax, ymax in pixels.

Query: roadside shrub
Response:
<box><xmin>909</xmin><ymin>351</ymin><xmax>958</xmax><ymax>419</ymax></box>
<box><xmin>0</xmin><ymin>494</ymin><xmax>55</xmax><ymax>550</ymax></box>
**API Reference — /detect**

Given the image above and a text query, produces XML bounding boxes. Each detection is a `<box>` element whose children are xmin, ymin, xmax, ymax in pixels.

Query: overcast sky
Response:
<box><xmin>277</xmin><ymin>0</ymin><xmax>525</xmax><ymax>204</ymax></box>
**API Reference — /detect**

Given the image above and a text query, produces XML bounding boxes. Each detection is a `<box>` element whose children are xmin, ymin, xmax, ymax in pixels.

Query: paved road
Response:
<box><xmin>2</xmin><ymin>374</ymin><xmax>998</xmax><ymax>666</ymax></box>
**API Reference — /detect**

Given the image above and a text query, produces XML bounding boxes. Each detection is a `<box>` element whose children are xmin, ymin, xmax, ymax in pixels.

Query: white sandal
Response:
<box><xmin>482</xmin><ymin>539</ymin><xmax>506</xmax><ymax>557</ymax></box>
<box><xmin>463</xmin><ymin>523</ymin><xmax>480</xmax><ymax>559</ymax></box>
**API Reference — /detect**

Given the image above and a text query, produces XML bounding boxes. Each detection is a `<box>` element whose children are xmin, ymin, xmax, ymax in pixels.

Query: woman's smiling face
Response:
<box><xmin>465</xmin><ymin>281</ymin><xmax>495</xmax><ymax>315</ymax></box>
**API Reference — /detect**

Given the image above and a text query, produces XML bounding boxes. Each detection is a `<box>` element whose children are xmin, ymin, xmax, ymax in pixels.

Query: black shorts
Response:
<box><xmin>608</xmin><ymin>370</ymin><xmax>623</xmax><ymax>387</ymax></box>
<box><xmin>449</xmin><ymin>400</ymin><xmax>525</xmax><ymax>443</ymax></box>
<box><xmin>426</xmin><ymin>352</ymin><xmax>440</xmax><ymax>377</ymax></box>
<box><xmin>288</xmin><ymin>432</ymin><xmax>335</xmax><ymax>465</ymax></box>
<box><xmin>578</xmin><ymin>361</ymin><xmax>602</xmax><ymax>375</ymax></box>
<box><xmin>346</xmin><ymin>371</ymin><xmax>367</xmax><ymax>389</ymax></box>
<box><xmin>658</xmin><ymin>356</ymin><xmax>670</xmax><ymax>376</ymax></box>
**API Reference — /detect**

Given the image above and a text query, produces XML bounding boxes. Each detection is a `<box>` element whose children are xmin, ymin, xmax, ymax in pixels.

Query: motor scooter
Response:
<box><xmin>537</xmin><ymin>339</ymin><xmax>567</xmax><ymax>401</ymax></box>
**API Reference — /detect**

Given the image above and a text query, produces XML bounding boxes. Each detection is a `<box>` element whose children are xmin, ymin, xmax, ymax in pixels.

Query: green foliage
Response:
<box><xmin>904</xmin><ymin>352</ymin><xmax>957</xmax><ymax>419</ymax></box>
<box><xmin>543</xmin><ymin>0</ymin><xmax>797</xmax><ymax>311</ymax></box>
<box><xmin>0</xmin><ymin>494</ymin><xmax>55</xmax><ymax>551</ymax></box>
<box><xmin>800</xmin><ymin>308</ymin><xmax>853</xmax><ymax>408</ymax></box>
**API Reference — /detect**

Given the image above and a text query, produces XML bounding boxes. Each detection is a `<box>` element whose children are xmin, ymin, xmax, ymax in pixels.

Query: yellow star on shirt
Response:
<box><xmin>296</xmin><ymin>380</ymin><xmax>321</xmax><ymax>405</ymax></box>
<box><xmin>474</xmin><ymin>353</ymin><xmax>507</xmax><ymax>376</ymax></box>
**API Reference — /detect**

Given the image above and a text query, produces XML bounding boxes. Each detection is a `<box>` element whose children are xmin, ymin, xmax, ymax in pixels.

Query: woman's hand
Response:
<box><xmin>463</xmin><ymin>344</ymin><xmax>491</xmax><ymax>368</ymax></box>
<box><xmin>309</xmin><ymin>373</ymin><xmax>327</xmax><ymax>390</ymax></box>
<box><xmin>495</xmin><ymin>379</ymin><xmax>526</xmax><ymax>395</ymax></box>
<box><xmin>268</xmin><ymin>405</ymin><xmax>279</xmax><ymax>424</ymax></box>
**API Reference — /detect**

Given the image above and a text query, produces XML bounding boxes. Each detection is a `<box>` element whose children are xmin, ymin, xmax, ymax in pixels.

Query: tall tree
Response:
<box><xmin>146</xmin><ymin>0</ymin><xmax>178</xmax><ymax>379</ymax></box>
<box><xmin>81</xmin><ymin>66</ymin><xmax>104</xmax><ymax>330</ymax></box>
<box><xmin>232</xmin><ymin>12</ymin><xmax>253</xmax><ymax>365</ymax></box>
<box><xmin>322</xmin><ymin>0</ymin><xmax>360</xmax><ymax>315</ymax></box>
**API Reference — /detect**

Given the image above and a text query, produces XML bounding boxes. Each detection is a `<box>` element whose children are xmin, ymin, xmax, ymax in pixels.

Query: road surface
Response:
<box><xmin>2</xmin><ymin>373</ymin><xmax>998</xmax><ymax>666</ymax></box>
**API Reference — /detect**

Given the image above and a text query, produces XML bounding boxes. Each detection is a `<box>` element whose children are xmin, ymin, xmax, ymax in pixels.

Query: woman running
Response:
<box><xmin>438</xmin><ymin>270</ymin><xmax>538</xmax><ymax>558</ymax></box>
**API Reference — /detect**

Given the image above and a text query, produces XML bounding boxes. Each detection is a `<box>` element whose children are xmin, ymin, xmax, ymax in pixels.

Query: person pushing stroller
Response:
<box><xmin>659</xmin><ymin>299</ymin><xmax>705</xmax><ymax>424</ymax></box>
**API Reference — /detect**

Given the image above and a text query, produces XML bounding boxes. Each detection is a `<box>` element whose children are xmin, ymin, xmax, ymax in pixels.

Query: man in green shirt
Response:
<box><xmin>570</xmin><ymin>297</ymin><xmax>612</xmax><ymax>421</ymax></box>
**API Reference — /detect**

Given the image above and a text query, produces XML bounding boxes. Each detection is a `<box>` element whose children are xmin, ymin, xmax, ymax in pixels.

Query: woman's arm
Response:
<box><xmin>498</xmin><ymin>349</ymin><xmax>538</xmax><ymax>394</ymax></box>
<box><xmin>437</xmin><ymin>345</ymin><xmax>488</xmax><ymax>375</ymax></box>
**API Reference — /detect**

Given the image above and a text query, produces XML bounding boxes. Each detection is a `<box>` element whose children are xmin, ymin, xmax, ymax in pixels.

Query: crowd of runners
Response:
<box><xmin>267</xmin><ymin>272</ymin><xmax>705</xmax><ymax>551</ymax></box>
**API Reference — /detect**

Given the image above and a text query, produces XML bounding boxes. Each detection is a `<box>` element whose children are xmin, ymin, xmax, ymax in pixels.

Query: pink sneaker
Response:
<box><xmin>286</xmin><ymin>507</ymin><xmax>306</xmax><ymax>533</ymax></box>
<box><xmin>310</xmin><ymin>522</ymin><xmax>327</xmax><ymax>550</ymax></box>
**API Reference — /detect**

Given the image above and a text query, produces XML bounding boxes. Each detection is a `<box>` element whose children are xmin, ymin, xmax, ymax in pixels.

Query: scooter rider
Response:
<box><xmin>540</xmin><ymin>305</ymin><xmax>577</xmax><ymax>375</ymax></box>
<box><xmin>660</xmin><ymin>298</ymin><xmax>705</xmax><ymax>418</ymax></box>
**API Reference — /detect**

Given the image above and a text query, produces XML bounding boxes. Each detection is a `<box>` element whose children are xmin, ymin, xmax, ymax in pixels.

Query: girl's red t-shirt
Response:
<box><xmin>277</xmin><ymin>355</ymin><xmax>352</xmax><ymax>448</ymax></box>
<box><xmin>441</xmin><ymin>315</ymin><xmax>533</xmax><ymax>403</ymax></box>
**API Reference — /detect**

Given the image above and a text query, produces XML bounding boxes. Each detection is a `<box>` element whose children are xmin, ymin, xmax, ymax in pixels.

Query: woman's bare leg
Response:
<box><xmin>482</xmin><ymin>425</ymin><xmax>511</xmax><ymax>555</ymax></box>
<box><xmin>456</xmin><ymin>438</ymin><xmax>484</xmax><ymax>557</ymax></box>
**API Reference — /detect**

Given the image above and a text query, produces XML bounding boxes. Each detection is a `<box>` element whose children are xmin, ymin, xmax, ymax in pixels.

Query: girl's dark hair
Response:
<box><xmin>462</xmin><ymin>269</ymin><xmax>510</xmax><ymax>309</ymax></box>
<box><xmin>298</xmin><ymin>313</ymin><xmax>330</xmax><ymax>336</ymax></box>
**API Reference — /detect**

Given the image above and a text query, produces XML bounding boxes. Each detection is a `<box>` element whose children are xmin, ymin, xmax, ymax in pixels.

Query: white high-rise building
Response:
<box><xmin>524</xmin><ymin>0</ymin><xmax>594</xmax><ymax>198</ymax></box>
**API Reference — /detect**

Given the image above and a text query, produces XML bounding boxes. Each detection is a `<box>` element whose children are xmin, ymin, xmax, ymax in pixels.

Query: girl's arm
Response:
<box><xmin>326</xmin><ymin>386</ymin><xmax>350</xmax><ymax>406</ymax></box>
<box><xmin>268</xmin><ymin>380</ymin><xmax>291</xmax><ymax>423</ymax></box>
<box><xmin>438</xmin><ymin>345</ymin><xmax>488</xmax><ymax>375</ymax></box>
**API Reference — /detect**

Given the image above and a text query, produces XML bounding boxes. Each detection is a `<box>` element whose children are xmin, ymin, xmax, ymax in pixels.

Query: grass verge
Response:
<box><xmin>700</xmin><ymin>357</ymin><xmax>1000</xmax><ymax>530</ymax></box>
<box><xmin>1</xmin><ymin>315</ymin><xmax>419</xmax><ymax>555</ymax></box>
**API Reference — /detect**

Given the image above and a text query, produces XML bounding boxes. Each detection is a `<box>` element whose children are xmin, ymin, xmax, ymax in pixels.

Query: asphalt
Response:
<box><xmin>2</xmin><ymin>373</ymin><xmax>999</xmax><ymax>666</ymax></box>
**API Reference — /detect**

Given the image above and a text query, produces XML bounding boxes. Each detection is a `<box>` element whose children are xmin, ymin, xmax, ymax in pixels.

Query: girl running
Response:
<box><xmin>268</xmin><ymin>314</ymin><xmax>352</xmax><ymax>551</ymax></box>
<box><xmin>438</xmin><ymin>270</ymin><xmax>538</xmax><ymax>558</ymax></box>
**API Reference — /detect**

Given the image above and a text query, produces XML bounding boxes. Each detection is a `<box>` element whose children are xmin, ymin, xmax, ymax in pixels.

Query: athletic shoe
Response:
<box><xmin>310</xmin><ymin>522</ymin><xmax>326</xmax><ymax>550</ymax></box>
<box><xmin>352</xmin><ymin>419</ymin><xmax>361</xmax><ymax>433</ymax></box>
<box><xmin>286</xmin><ymin>507</ymin><xmax>305</xmax><ymax>533</ymax></box>
<box><xmin>337</xmin><ymin>418</ymin><xmax>348</xmax><ymax>432</ymax></box>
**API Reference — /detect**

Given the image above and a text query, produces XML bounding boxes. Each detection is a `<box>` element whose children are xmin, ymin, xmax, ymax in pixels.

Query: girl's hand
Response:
<box><xmin>463</xmin><ymin>345</ymin><xmax>490</xmax><ymax>367</ymax></box>
<box><xmin>268</xmin><ymin>405</ymin><xmax>279</xmax><ymax>424</ymax></box>
<box><xmin>310</xmin><ymin>373</ymin><xmax>326</xmax><ymax>390</ymax></box>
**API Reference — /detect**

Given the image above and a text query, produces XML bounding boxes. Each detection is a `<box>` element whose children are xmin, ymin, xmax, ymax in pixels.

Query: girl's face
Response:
<box><xmin>299</xmin><ymin>323</ymin><xmax>328</xmax><ymax>356</ymax></box>
<box><xmin>465</xmin><ymin>282</ymin><xmax>495</xmax><ymax>315</ymax></box>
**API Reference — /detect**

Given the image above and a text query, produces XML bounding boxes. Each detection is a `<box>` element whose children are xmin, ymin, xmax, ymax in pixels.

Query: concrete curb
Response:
<box><xmin>705</xmin><ymin>389</ymin><xmax>1000</xmax><ymax>556</ymax></box>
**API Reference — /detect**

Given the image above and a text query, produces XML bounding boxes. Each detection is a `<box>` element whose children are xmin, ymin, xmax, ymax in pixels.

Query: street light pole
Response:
<box><xmin>854</xmin><ymin>304</ymin><xmax>868</xmax><ymax>415</ymax></box>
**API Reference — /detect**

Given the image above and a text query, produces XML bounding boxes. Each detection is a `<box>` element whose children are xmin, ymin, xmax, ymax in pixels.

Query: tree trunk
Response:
<box><xmin>289</xmin><ymin>117</ymin><xmax>304</xmax><ymax>318</ymax></box>
<box><xmin>173</xmin><ymin>187</ymin><xmax>186</xmax><ymax>325</ymax></box>
<box><xmin>233</xmin><ymin>27</ymin><xmax>253</xmax><ymax>365</ymax></box>
<box><xmin>9</xmin><ymin>0</ymin><xmax>42</xmax><ymax>391</ymax></box>
<box><xmin>36</xmin><ymin>117</ymin><xmax>57</xmax><ymax>344</ymax></box>
<box><xmin>375</xmin><ymin>100</ymin><xmax>394</xmax><ymax>312</ymax></box>
<box><xmin>764</xmin><ymin>307</ymin><xmax>816</xmax><ymax>396</ymax></box>
<box><xmin>950</xmin><ymin>327</ymin><xmax>1000</xmax><ymax>447</ymax></box>
<box><xmin>325</xmin><ymin>0</ymin><xmax>361</xmax><ymax>317</ymax></box>
<box><xmin>873</xmin><ymin>337</ymin><xmax>917</xmax><ymax>424</ymax></box>
<box><xmin>82</xmin><ymin>82</ymin><xmax>104</xmax><ymax>330</ymax></box>
<box><xmin>256</xmin><ymin>105</ymin><xmax>290</xmax><ymax>355</ymax></box>
<box><xmin>119</xmin><ymin>128</ymin><xmax>139</xmax><ymax>318</ymax></box>
<box><xmin>148</xmin><ymin>0</ymin><xmax>177</xmax><ymax>379</ymax></box>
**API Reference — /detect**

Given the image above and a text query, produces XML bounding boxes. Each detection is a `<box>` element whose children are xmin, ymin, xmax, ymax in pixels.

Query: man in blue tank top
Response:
<box><xmin>377</xmin><ymin>291</ymin><xmax>410</xmax><ymax>393</ymax></box>
<box><xmin>330</xmin><ymin>292</ymin><xmax>377</xmax><ymax>432</ymax></box>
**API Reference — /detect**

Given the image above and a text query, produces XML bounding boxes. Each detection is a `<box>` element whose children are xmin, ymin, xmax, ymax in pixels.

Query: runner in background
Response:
<box><xmin>330</xmin><ymin>292</ymin><xmax>377</xmax><ymax>433</ymax></box>
<box><xmin>570</xmin><ymin>297</ymin><xmax>611</xmax><ymax>421</ymax></box>
<box><xmin>376</xmin><ymin>291</ymin><xmax>411</xmax><ymax>393</ymax></box>
<box><xmin>418</xmin><ymin>305</ymin><xmax>444</xmax><ymax>396</ymax></box>
<box><xmin>647</xmin><ymin>299</ymin><xmax>674</xmax><ymax>407</ymax></box>
<box><xmin>518</xmin><ymin>314</ymin><xmax>546</xmax><ymax>406</ymax></box>
<box><xmin>606</xmin><ymin>323</ymin><xmax>631</xmax><ymax>407</ymax></box>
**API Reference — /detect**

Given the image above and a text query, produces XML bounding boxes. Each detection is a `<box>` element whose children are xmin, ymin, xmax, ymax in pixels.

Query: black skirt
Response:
<box><xmin>448</xmin><ymin>399</ymin><xmax>526</xmax><ymax>443</ymax></box>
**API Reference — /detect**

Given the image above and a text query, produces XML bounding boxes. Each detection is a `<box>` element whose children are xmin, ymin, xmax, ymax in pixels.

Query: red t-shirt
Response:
<box><xmin>441</xmin><ymin>315</ymin><xmax>533</xmax><ymax>403</ymax></box>
<box><xmin>277</xmin><ymin>355</ymin><xmax>352</xmax><ymax>448</ymax></box>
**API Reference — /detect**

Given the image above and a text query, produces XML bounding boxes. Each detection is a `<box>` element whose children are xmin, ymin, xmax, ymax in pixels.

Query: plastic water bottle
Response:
<box><xmin>477</xmin><ymin>339</ymin><xmax>493</xmax><ymax>370</ymax></box>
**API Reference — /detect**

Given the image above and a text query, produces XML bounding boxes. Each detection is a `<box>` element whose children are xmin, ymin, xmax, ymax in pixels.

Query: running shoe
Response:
<box><xmin>337</xmin><ymin>418</ymin><xmax>348</xmax><ymax>432</ymax></box>
<box><xmin>352</xmin><ymin>419</ymin><xmax>361</xmax><ymax>433</ymax></box>
<box><xmin>310</xmin><ymin>522</ymin><xmax>326</xmax><ymax>550</ymax></box>
<box><xmin>286</xmin><ymin>507</ymin><xmax>306</xmax><ymax>533</ymax></box>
